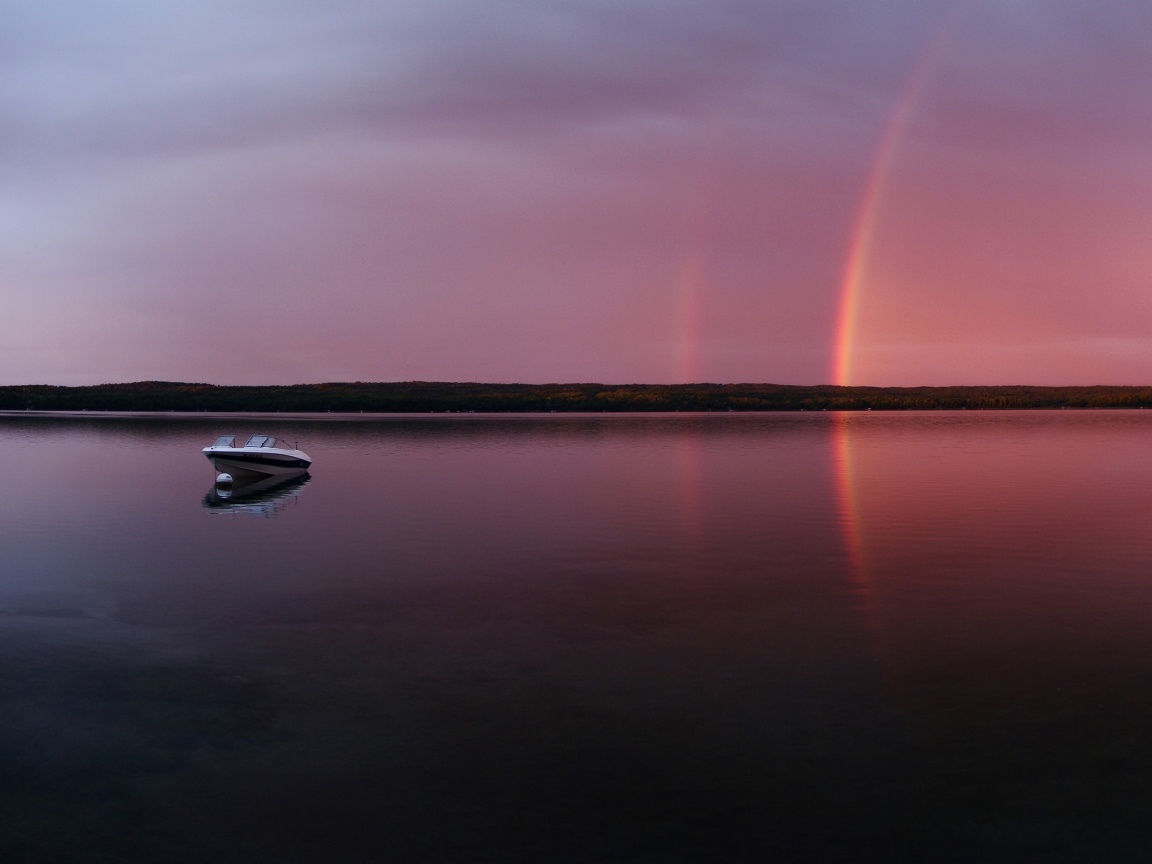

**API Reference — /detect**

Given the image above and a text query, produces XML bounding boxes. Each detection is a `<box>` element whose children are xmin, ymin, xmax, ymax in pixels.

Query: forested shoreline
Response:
<box><xmin>4</xmin><ymin>381</ymin><xmax>1152</xmax><ymax>412</ymax></box>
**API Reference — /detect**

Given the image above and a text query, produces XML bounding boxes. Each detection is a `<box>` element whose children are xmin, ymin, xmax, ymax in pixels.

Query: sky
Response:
<box><xmin>5</xmin><ymin>0</ymin><xmax>1152</xmax><ymax>387</ymax></box>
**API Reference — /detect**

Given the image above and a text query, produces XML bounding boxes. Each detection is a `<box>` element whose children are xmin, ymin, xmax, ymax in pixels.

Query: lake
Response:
<box><xmin>3</xmin><ymin>410</ymin><xmax>1152</xmax><ymax>862</ymax></box>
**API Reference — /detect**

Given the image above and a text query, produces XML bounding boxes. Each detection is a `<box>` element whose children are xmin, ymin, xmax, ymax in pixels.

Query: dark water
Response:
<box><xmin>3</xmin><ymin>410</ymin><xmax>1152</xmax><ymax>862</ymax></box>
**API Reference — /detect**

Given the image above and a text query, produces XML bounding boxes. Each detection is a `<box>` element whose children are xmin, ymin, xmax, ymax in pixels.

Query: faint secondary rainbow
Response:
<box><xmin>833</xmin><ymin>5</ymin><xmax>967</xmax><ymax>386</ymax></box>
<box><xmin>677</xmin><ymin>250</ymin><xmax>706</xmax><ymax>382</ymax></box>
<box><xmin>675</xmin><ymin>167</ymin><xmax>718</xmax><ymax>383</ymax></box>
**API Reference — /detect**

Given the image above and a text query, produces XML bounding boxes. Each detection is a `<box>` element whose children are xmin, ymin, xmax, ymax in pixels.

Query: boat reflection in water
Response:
<box><xmin>202</xmin><ymin>472</ymin><xmax>311</xmax><ymax>516</ymax></box>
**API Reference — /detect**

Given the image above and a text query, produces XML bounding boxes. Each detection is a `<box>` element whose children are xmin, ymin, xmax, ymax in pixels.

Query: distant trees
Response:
<box><xmin>5</xmin><ymin>381</ymin><xmax>1152</xmax><ymax>413</ymax></box>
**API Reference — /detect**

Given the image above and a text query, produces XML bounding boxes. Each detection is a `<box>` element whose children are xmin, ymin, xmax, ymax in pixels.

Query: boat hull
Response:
<box><xmin>205</xmin><ymin>451</ymin><xmax>311</xmax><ymax>478</ymax></box>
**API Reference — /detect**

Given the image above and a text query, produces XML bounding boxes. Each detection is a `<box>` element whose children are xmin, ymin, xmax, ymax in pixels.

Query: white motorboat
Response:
<box><xmin>202</xmin><ymin>434</ymin><xmax>311</xmax><ymax>478</ymax></box>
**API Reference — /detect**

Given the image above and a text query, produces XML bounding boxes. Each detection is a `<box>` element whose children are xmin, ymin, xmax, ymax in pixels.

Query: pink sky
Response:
<box><xmin>5</xmin><ymin>1</ymin><xmax>1152</xmax><ymax>386</ymax></box>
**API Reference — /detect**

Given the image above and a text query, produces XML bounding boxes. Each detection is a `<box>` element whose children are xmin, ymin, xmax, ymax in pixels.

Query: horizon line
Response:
<box><xmin>7</xmin><ymin>381</ymin><xmax>1152</xmax><ymax>391</ymax></box>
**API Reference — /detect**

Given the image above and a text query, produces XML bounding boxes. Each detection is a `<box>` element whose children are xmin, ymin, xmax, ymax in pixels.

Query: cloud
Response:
<box><xmin>0</xmin><ymin>0</ymin><xmax>946</xmax><ymax>167</ymax></box>
<box><xmin>11</xmin><ymin>0</ymin><xmax>1151</xmax><ymax>386</ymax></box>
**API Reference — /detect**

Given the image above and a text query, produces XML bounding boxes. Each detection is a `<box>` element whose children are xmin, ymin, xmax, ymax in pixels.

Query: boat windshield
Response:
<box><xmin>212</xmin><ymin>436</ymin><xmax>236</xmax><ymax>447</ymax></box>
<box><xmin>244</xmin><ymin>435</ymin><xmax>270</xmax><ymax>447</ymax></box>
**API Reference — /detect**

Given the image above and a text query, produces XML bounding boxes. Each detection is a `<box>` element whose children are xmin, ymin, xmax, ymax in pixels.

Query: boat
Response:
<box><xmin>202</xmin><ymin>434</ymin><xmax>311</xmax><ymax>478</ymax></box>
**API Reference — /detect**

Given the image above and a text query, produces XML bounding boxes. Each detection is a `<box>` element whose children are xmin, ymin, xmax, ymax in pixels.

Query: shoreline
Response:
<box><xmin>4</xmin><ymin>381</ymin><xmax>1152</xmax><ymax>413</ymax></box>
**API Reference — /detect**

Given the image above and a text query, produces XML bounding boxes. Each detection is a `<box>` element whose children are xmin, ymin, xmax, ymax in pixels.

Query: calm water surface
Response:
<box><xmin>3</xmin><ymin>411</ymin><xmax>1152</xmax><ymax>862</ymax></box>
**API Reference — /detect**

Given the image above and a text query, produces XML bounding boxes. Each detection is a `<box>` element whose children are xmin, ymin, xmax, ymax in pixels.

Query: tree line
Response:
<box><xmin>5</xmin><ymin>381</ymin><xmax>1152</xmax><ymax>412</ymax></box>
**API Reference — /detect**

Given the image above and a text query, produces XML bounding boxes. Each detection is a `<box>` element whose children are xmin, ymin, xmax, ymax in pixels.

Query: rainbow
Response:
<box><xmin>675</xmin><ymin>167</ymin><xmax>718</xmax><ymax>384</ymax></box>
<box><xmin>832</xmin><ymin>4</ymin><xmax>968</xmax><ymax>386</ymax></box>
<box><xmin>677</xmin><ymin>250</ymin><xmax>705</xmax><ymax>383</ymax></box>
